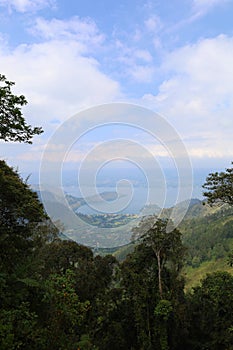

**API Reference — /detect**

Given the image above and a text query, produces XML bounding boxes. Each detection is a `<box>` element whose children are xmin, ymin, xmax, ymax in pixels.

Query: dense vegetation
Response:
<box><xmin>1</xmin><ymin>163</ymin><xmax>233</xmax><ymax>349</ymax></box>
<box><xmin>0</xmin><ymin>75</ymin><xmax>233</xmax><ymax>349</ymax></box>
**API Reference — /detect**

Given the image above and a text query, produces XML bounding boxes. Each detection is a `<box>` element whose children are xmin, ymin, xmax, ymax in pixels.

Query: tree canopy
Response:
<box><xmin>132</xmin><ymin>217</ymin><xmax>185</xmax><ymax>299</ymax></box>
<box><xmin>187</xmin><ymin>271</ymin><xmax>233</xmax><ymax>350</ymax></box>
<box><xmin>0</xmin><ymin>159</ymin><xmax>232</xmax><ymax>349</ymax></box>
<box><xmin>0</xmin><ymin>74</ymin><xmax>43</xmax><ymax>143</ymax></box>
<box><xmin>0</xmin><ymin>160</ymin><xmax>47</xmax><ymax>272</ymax></box>
<box><xmin>203</xmin><ymin>163</ymin><xmax>233</xmax><ymax>205</ymax></box>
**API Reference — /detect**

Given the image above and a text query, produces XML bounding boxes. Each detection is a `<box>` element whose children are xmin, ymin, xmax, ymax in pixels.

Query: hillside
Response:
<box><xmin>35</xmin><ymin>188</ymin><xmax>233</xmax><ymax>287</ymax></box>
<box><xmin>113</xmin><ymin>199</ymin><xmax>233</xmax><ymax>287</ymax></box>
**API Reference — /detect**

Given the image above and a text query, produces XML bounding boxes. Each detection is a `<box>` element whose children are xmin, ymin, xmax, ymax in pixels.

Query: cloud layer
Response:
<box><xmin>143</xmin><ymin>35</ymin><xmax>233</xmax><ymax>159</ymax></box>
<box><xmin>0</xmin><ymin>0</ymin><xmax>55</xmax><ymax>13</ymax></box>
<box><xmin>1</xmin><ymin>0</ymin><xmax>233</xmax><ymax>173</ymax></box>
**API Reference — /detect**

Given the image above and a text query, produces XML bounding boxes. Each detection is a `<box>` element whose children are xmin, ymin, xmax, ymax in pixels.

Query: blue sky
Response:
<box><xmin>1</xmin><ymin>0</ymin><xmax>233</xmax><ymax>177</ymax></box>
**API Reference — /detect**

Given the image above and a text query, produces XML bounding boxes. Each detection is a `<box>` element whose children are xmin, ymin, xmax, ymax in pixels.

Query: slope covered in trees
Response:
<box><xmin>1</xmin><ymin>163</ymin><xmax>232</xmax><ymax>349</ymax></box>
<box><xmin>1</xmin><ymin>74</ymin><xmax>233</xmax><ymax>349</ymax></box>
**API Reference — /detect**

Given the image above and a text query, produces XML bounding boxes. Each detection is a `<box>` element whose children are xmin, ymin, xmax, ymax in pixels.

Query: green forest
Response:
<box><xmin>1</xmin><ymin>74</ymin><xmax>233</xmax><ymax>349</ymax></box>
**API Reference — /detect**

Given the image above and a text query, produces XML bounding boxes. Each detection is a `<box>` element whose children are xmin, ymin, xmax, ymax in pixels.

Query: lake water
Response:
<box><xmin>64</xmin><ymin>184</ymin><xmax>203</xmax><ymax>214</ymax></box>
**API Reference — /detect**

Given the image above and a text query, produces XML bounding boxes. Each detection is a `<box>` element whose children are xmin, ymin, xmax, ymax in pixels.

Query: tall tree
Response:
<box><xmin>120</xmin><ymin>243</ymin><xmax>160</xmax><ymax>349</ymax></box>
<box><xmin>0</xmin><ymin>74</ymin><xmax>43</xmax><ymax>143</ymax></box>
<box><xmin>132</xmin><ymin>217</ymin><xmax>185</xmax><ymax>299</ymax></box>
<box><xmin>121</xmin><ymin>224</ymin><xmax>187</xmax><ymax>350</ymax></box>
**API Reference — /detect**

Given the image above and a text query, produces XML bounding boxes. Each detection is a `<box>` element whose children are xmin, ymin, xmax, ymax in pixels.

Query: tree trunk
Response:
<box><xmin>156</xmin><ymin>251</ymin><xmax>163</xmax><ymax>299</ymax></box>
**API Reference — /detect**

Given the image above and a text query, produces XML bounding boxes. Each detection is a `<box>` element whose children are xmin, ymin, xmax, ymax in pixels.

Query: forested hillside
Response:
<box><xmin>1</xmin><ymin>74</ymin><xmax>233</xmax><ymax>349</ymax></box>
<box><xmin>1</xmin><ymin>159</ymin><xmax>233</xmax><ymax>349</ymax></box>
<box><xmin>114</xmin><ymin>199</ymin><xmax>233</xmax><ymax>287</ymax></box>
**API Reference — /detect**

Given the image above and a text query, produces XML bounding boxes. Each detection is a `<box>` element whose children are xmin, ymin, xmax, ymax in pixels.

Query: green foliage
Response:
<box><xmin>37</xmin><ymin>239</ymin><xmax>93</xmax><ymax>277</ymax></box>
<box><xmin>43</xmin><ymin>269</ymin><xmax>90</xmax><ymax>349</ymax></box>
<box><xmin>180</xmin><ymin>205</ymin><xmax>233</xmax><ymax>267</ymax></box>
<box><xmin>77</xmin><ymin>334</ymin><xmax>98</xmax><ymax>350</ymax></box>
<box><xmin>119</xmin><ymin>233</ymin><xmax>187</xmax><ymax>350</ymax></box>
<box><xmin>0</xmin><ymin>74</ymin><xmax>43</xmax><ymax>143</ymax></box>
<box><xmin>132</xmin><ymin>217</ymin><xmax>185</xmax><ymax>298</ymax></box>
<box><xmin>203</xmin><ymin>163</ymin><xmax>233</xmax><ymax>205</ymax></box>
<box><xmin>0</xmin><ymin>160</ymin><xmax>46</xmax><ymax>272</ymax></box>
<box><xmin>0</xmin><ymin>302</ymin><xmax>46</xmax><ymax>350</ymax></box>
<box><xmin>154</xmin><ymin>299</ymin><xmax>173</xmax><ymax>321</ymax></box>
<box><xmin>187</xmin><ymin>271</ymin><xmax>233</xmax><ymax>349</ymax></box>
<box><xmin>133</xmin><ymin>217</ymin><xmax>185</xmax><ymax>270</ymax></box>
<box><xmin>228</xmin><ymin>250</ymin><xmax>233</xmax><ymax>267</ymax></box>
<box><xmin>1</xmin><ymin>152</ymin><xmax>233</xmax><ymax>350</ymax></box>
<box><xmin>120</xmin><ymin>243</ymin><xmax>159</xmax><ymax>349</ymax></box>
<box><xmin>154</xmin><ymin>300</ymin><xmax>173</xmax><ymax>350</ymax></box>
<box><xmin>112</xmin><ymin>242</ymin><xmax>135</xmax><ymax>261</ymax></box>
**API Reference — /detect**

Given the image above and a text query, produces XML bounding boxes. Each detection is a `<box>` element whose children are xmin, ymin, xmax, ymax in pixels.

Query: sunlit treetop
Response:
<box><xmin>0</xmin><ymin>74</ymin><xmax>43</xmax><ymax>144</ymax></box>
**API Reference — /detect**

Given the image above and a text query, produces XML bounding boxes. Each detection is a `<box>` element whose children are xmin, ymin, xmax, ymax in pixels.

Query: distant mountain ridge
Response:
<box><xmin>33</xmin><ymin>187</ymin><xmax>233</xmax><ymax>266</ymax></box>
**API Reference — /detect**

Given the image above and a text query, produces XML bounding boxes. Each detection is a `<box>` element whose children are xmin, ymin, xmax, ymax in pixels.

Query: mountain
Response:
<box><xmin>34</xmin><ymin>187</ymin><xmax>233</xmax><ymax>285</ymax></box>
<box><xmin>113</xmin><ymin>200</ymin><xmax>233</xmax><ymax>288</ymax></box>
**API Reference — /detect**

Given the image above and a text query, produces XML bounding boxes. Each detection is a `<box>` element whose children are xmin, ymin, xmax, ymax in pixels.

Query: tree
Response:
<box><xmin>37</xmin><ymin>240</ymin><xmax>93</xmax><ymax>278</ymax></box>
<box><xmin>0</xmin><ymin>74</ymin><xmax>43</xmax><ymax>143</ymax></box>
<box><xmin>129</xmin><ymin>217</ymin><xmax>188</xmax><ymax>350</ymax></box>
<box><xmin>120</xmin><ymin>243</ymin><xmax>159</xmax><ymax>349</ymax></box>
<box><xmin>203</xmin><ymin>162</ymin><xmax>233</xmax><ymax>205</ymax></box>
<box><xmin>154</xmin><ymin>299</ymin><xmax>173</xmax><ymax>350</ymax></box>
<box><xmin>187</xmin><ymin>271</ymin><xmax>233</xmax><ymax>349</ymax></box>
<box><xmin>121</xmin><ymin>225</ymin><xmax>187</xmax><ymax>350</ymax></box>
<box><xmin>132</xmin><ymin>217</ymin><xmax>185</xmax><ymax>299</ymax></box>
<box><xmin>43</xmin><ymin>269</ymin><xmax>90</xmax><ymax>350</ymax></box>
<box><xmin>0</xmin><ymin>160</ymin><xmax>46</xmax><ymax>273</ymax></box>
<box><xmin>203</xmin><ymin>163</ymin><xmax>233</xmax><ymax>268</ymax></box>
<box><xmin>0</xmin><ymin>302</ymin><xmax>46</xmax><ymax>350</ymax></box>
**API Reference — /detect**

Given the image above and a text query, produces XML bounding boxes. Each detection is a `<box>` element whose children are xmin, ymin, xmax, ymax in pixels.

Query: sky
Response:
<box><xmin>1</xmin><ymin>0</ymin><xmax>233</xmax><ymax>179</ymax></box>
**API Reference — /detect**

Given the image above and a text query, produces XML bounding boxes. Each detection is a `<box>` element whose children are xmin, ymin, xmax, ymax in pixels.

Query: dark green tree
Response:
<box><xmin>37</xmin><ymin>239</ymin><xmax>93</xmax><ymax>278</ymax></box>
<box><xmin>43</xmin><ymin>269</ymin><xmax>90</xmax><ymax>350</ymax></box>
<box><xmin>203</xmin><ymin>163</ymin><xmax>233</xmax><ymax>267</ymax></box>
<box><xmin>115</xmin><ymin>217</ymin><xmax>188</xmax><ymax>350</ymax></box>
<box><xmin>120</xmin><ymin>241</ymin><xmax>187</xmax><ymax>350</ymax></box>
<box><xmin>154</xmin><ymin>299</ymin><xmax>173</xmax><ymax>350</ymax></box>
<box><xmin>0</xmin><ymin>302</ymin><xmax>47</xmax><ymax>350</ymax></box>
<box><xmin>187</xmin><ymin>271</ymin><xmax>233</xmax><ymax>349</ymax></box>
<box><xmin>203</xmin><ymin>162</ymin><xmax>233</xmax><ymax>205</ymax></box>
<box><xmin>0</xmin><ymin>74</ymin><xmax>43</xmax><ymax>143</ymax></box>
<box><xmin>120</xmin><ymin>243</ymin><xmax>159</xmax><ymax>349</ymax></box>
<box><xmin>132</xmin><ymin>217</ymin><xmax>185</xmax><ymax>299</ymax></box>
<box><xmin>0</xmin><ymin>160</ymin><xmax>46</xmax><ymax>273</ymax></box>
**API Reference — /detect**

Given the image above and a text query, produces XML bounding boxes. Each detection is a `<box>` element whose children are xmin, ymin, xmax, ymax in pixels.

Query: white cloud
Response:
<box><xmin>31</xmin><ymin>17</ymin><xmax>104</xmax><ymax>48</ymax></box>
<box><xmin>0</xmin><ymin>40</ymin><xmax>121</xmax><ymax>127</ymax></box>
<box><xmin>145</xmin><ymin>15</ymin><xmax>162</xmax><ymax>33</ymax></box>
<box><xmin>0</xmin><ymin>0</ymin><xmax>55</xmax><ymax>13</ymax></box>
<box><xmin>142</xmin><ymin>35</ymin><xmax>233</xmax><ymax>159</ymax></box>
<box><xmin>0</xmin><ymin>15</ymin><xmax>121</xmax><ymax>129</ymax></box>
<box><xmin>1</xmin><ymin>5</ymin><xmax>233</xmax><ymax>173</ymax></box>
<box><xmin>168</xmin><ymin>0</ymin><xmax>230</xmax><ymax>32</ymax></box>
<box><xmin>0</xmin><ymin>16</ymin><xmax>122</xmax><ymax>170</ymax></box>
<box><xmin>129</xmin><ymin>65</ymin><xmax>155</xmax><ymax>83</ymax></box>
<box><xmin>192</xmin><ymin>0</ymin><xmax>230</xmax><ymax>18</ymax></box>
<box><xmin>115</xmin><ymin>42</ymin><xmax>155</xmax><ymax>82</ymax></box>
<box><xmin>117</xmin><ymin>47</ymin><xmax>154</xmax><ymax>83</ymax></box>
<box><xmin>193</xmin><ymin>0</ymin><xmax>228</xmax><ymax>10</ymax></box>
